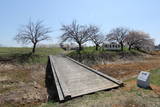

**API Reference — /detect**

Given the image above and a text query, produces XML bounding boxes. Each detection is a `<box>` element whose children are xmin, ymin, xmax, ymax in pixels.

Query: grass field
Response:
<box><xmin>0</xmin><ymin>46</ymin><xmax>141</xmax><ymax>65</ymax></box>
<box><xmin>0</xmin><ymin>47</ymin><xmax>64</xmax><ymax>64</ymax></box>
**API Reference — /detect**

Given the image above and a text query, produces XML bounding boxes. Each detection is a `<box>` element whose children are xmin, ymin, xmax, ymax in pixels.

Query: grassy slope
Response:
<box><xmin>68</xmin><ymin>46</ymin><xmax>141</xmax><ymax>56</ymax></box>
<box><xmin>68</xmin><ymin>47</ymin><xmax>142</xmax><ymax>66</ymax></box>
<box><xmin>0</xmin><ymin>47</ymin><xmax>64</xmax><ymax>64</ymax></box>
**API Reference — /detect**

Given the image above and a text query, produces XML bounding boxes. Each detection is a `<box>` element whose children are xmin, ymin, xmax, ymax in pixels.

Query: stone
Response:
<box><xmin>137</xmin><ymin>71</ymin><xmax>150</xmax><ymax>88</ymax></box>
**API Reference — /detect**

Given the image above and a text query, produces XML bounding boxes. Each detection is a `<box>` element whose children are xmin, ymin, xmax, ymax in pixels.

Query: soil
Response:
<box><xmin>0</xmin><ymin>63</ymin><xmax>48</xmax><ymax>107</ymax></box>
<box><xmin>92</xmin><ymin>55</ymin><xmax>160</xmax><ymax>80</ymax></box>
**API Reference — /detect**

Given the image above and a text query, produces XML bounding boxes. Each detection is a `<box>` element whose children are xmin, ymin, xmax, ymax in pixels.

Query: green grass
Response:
<box><xmin>124</xmin><ymin>69</ymin><xmax>160</xmax><ymax>87</ymax></box>
<box><xmin>68</xmin><ymin>46</ymin><xmax>141</xmax><ymax>56</ymax></box>
<box><xmin>68</xmin><ymin>46</ymin><xmax>142</xmax><ymax>66</ymax></box>
<box><xmin>124</xmin><ymin>69</ymin><xmax>160</xmax><ymax>86</ymax></box>
<box><xmin>40</xmin><ymin>102</ymin><xmax>57</xmax><ymax>107</ymax></box>
<box><xmin>0</xmin><ymin>47</ymin><xmax>64</xmax><ymax>64</ymax></box>
<box><xmin>150</xmin><ymin>69</ymin><xmax>160</xmax><ymax>86</ymax></box>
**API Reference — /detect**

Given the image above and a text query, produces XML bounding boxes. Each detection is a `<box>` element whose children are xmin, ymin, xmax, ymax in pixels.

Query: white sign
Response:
<box><xmin>137</xmin><ymin>71</ymin><xmax>150</xmax><ymax>88</ymax></box>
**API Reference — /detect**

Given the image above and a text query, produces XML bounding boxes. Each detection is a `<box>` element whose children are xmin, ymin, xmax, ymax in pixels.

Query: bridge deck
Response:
<box><xmin>49</xmin><ymin>55</ymin><xmax>122</xmax><ymax>101</ymax></box>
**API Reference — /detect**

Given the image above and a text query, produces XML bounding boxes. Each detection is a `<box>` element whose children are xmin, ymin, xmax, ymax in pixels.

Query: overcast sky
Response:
<box><xmin>0</xmin><ymin>0</ymin><xmax>160</xmax><ymax>47</ymax></box>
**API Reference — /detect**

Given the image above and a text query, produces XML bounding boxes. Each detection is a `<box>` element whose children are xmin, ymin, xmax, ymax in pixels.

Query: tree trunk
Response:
<box><xmin>129</xmin><ymin>45</ymin><xmax>132</xmax><ymax>51</ymax></box>
<box><xmin>120</xmin><ymin>43</ymin><xmax>124</xmax><ymax>51</ymax></box>
<box><xmin>32</xmin><ymin>43</ymin><xmax>37</xmax><ymax>54</ymax></box>
<box><xmin>78</xmin><ymin>43</ymin><xmax>82</xmax><ymax>51</ymax></box>
<box><xmin>96</xmin><ymin>44</ymin><xmax>99</xmax><ymax>51</ymax></box>
<box><xmin>78</xmin><ymin>43</ymin><xmax>82</xmax><ymax>62</ymax></box>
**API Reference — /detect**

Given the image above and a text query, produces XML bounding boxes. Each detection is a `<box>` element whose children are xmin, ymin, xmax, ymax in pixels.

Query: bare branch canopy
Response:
<box><xmin>60</xmin><ymin>21</ymin><xmax>90</xmax><ymax>51</ymax></box>
<box><xmin>125</xmin><ymin>31</ymin><xmax>154</xmax><ymax>51</ymax></box>
<box><xmin>15</xmin><ymin>20</ymin><xmax>51</xmax><ymax>53</ymax></box>
<box><xmin>107</xmin><ymin>27</ymin><xmax>129</xmax><ymax>51</ymax></box>
<box><xmin>88</xmin><ymin>25</ymin><xmax>105</xmax><ymax>50</ymax></box>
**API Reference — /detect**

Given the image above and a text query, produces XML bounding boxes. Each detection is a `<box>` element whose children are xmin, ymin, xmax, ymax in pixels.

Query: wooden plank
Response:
<box><xmin>49</xmin><ymin>55</ymin><xmax>122</xmax><ymax>101</ymax></box>
<box><xmin>66</xmin><ymin>56</ymin><xmax>123</xmax><ymax>86</ymax></box>
<box><xmin>49</xmin><ymin>56</ymin><xmax>71</xmax><ymax>99</ymax></box>
<box><xmin>49</xmin><ymin>56</ymin><xmax>64</xmax><ymax>101</ymax></box>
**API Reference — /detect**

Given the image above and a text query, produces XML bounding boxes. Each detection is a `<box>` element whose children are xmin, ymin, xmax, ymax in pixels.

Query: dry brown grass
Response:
<box><xmin>0</xmin><ymin>64</ymin><xmax>47</xmax><ymax>107</ymax></box>
<box><xmin>92</xmin><ymin>56</ymin><xmax>160</xmax><ymax>80</ymax></box>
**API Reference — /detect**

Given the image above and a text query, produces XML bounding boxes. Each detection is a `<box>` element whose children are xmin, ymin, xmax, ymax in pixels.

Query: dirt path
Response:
<box><xmin>92</xmin><ymin>55</ymin><xmax>160</xmax><ymax>80</ymax></box>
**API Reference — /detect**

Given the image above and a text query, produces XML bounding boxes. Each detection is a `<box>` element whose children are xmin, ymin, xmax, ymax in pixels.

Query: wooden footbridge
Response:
<box><xmin>48</xmin><ymin>55</ymin><xmax>123</xmax><ymax>101</ymax></box>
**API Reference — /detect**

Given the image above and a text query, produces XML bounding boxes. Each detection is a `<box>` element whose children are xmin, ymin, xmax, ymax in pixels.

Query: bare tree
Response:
<box><xmin>15</xmin><ymin>20</ymin><xmax>51</xmax><ymax>53</ymax></box>
<box><xmin>107</xmin><ymin>27</ymin><xmax>129</xmax><ymax>51</ymax></box>
<box><xmin>88</xmin><ymin>25</ymin><xmax>105</xmax><ymax>50</ymax></box>
<box><xmin>125</xmin><ymin>31</ymin><xmax>142</xmax><ymax>50</ymax></box>
<box><xmin>126</xmin><ymin>31</ymin><xmax>154</xmax><ymax>51</ymax></box>
<box><xmin>125</xmin><ymin>31</ymin><xmax>154</xmax><ymax>51</ymax></box>
<box><xmin>60</xmin><ymin>21</ymin><xmax>90</xmax><ymax>51</ymax></box>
